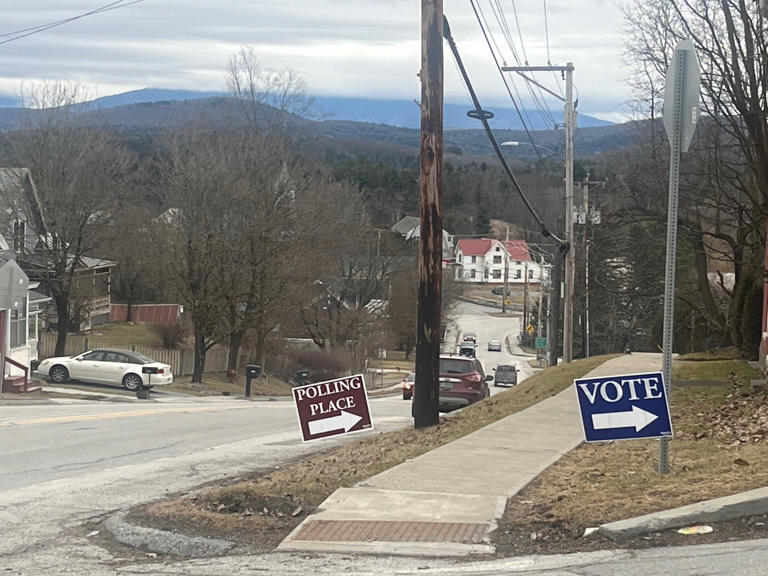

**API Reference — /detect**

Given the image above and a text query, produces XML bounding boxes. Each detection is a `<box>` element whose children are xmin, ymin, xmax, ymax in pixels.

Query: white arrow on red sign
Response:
<box><xmin>591</xmin><ymin>405</ymin><xmax>658</xmax><ymax>432</ymax></box>
<box><xmin>308</xmin><ymin>410</ymin><xmax>363</xmax><ymax>436</ymax></box>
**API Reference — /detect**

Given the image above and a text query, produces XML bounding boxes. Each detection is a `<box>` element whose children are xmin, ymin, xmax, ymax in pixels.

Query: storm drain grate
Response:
<box><xmin>292</xmin><ymin>520</ymin><xmax>487</xmax><ymax>543</ymax></box>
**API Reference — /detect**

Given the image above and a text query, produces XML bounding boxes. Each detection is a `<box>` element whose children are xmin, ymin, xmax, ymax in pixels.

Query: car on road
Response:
<box><xmin>37</xmin><ymin>349</ymin><xmax>174</xmax><ymax>391</ymax></box>
<box><xmin>491</xmin><ymin>286</ymin><xmax>512</xmax><ymax>296</ymax></box>
<box><xmin>487</xmin><ymin>339</ymin><xmax>502</xmax><ymax>352</ymax></box>
<box><xmin>459</xmin><ymin>341</ymin><xmax>477</xmax><ymax>358</ymax></box>
<box><xmin>401</xmin><ymin>372</ymin><xmax>415</xmax><ymax>400</ymax></box>
<box><xmin>438</xmin><ymin>355</ymin><xmax>491</xmax><ymax>411</ymax></box>
<box><xmin>462</xmin><ymin>332</ymin><xmax>477</xmax><ymax>342</ymax></box>
<box><xmin>493</xmin><ymin>364</ymin><xmax>519</xmax><ymax>387</ymax></box>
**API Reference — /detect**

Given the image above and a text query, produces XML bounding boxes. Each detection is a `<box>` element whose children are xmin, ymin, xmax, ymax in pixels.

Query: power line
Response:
<box><xmin>468</xmin><ymin>0</ymin><xmax>554</xmax><ymax>165</ymax></box>
<box><xmin>0</xmin><ymin>1</ymin><xmax>145</xmax><ymax>46</ymax></box>
<box><xmin>442</xmin><ymin>15</ymin><xmax>564</xmax><ymax>245</ymax></box>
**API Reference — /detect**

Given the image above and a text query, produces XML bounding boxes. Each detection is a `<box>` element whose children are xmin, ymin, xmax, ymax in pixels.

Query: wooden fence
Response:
<box><xmin>38</xmin><ymin>333</ymin><xmax>298</xmax><ymax>379</ymax></box>
<box><xmin>110</xmin><ymin>304</ymin><xmax>181</xmax><ymax>324</ymax></box>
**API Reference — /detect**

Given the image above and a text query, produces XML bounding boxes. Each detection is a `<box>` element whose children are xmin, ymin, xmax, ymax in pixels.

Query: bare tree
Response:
<box><xmin>5</xmin><ymin>81</ymin><xmax>131</xmax><ymax>354</ymax></box>
<box><xmin>621</xmin><ymin>0</ymin><xmax>768</xmax><ymax>355</ymax></box>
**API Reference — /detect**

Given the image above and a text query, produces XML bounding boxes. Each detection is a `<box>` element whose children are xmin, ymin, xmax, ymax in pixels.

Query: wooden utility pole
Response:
<box><xmin>414</xmin><ymin>0</ymin><xmax>443</xmax><ymax>429</ymax></box>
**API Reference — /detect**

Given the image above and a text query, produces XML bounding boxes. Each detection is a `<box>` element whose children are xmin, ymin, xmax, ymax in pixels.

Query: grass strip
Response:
<box><xmin>136</xmin><ymin>355</ymin><xmax>615</xmax><ymax>544</ymax></box>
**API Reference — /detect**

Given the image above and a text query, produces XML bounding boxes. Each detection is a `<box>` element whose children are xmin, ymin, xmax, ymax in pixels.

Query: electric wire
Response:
<box><xmin>474</xmin><ymin>0</ymin><xmax>556</xmax><ymax>130</ymax></box>
<box><xmin>489</xmin><ymin>0</ymin><xmax>556</xmax><ymax>127</ymax></box>
<box><xmin>494</xmin><ymin>0</ymin><xmax>557</xmax><ymax>127</ymax></box>
<box><xmin>0</xmin><ymin>1</ymin><xmax>144</xmax><ymax>46</ymax></box>
<box><xmin>472</xmin><ymin>0</ymin><xmax>539</xmax><ymax>133</ymax></box>
<box><xmin>542</xmin><ymin>0</ymin><xmax>565</xmax><ymax>98</ymax></box>
<box><xmin>468</xmin><ymin>0</ymin><xmax>556</xmax><ymax>169</ymax></box>
<box><xmin>443</xmin><ymin>15</ymin><xmax>565</xmax><ymax>246</ymax></box>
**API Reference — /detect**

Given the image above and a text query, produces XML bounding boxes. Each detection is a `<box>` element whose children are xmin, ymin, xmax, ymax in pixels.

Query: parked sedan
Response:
<box><xmin>37</xmin><ymin>349</ymin><xmax>173</xmax><ymax>391</ymax></box>
<box><xmin>487</xmin><ymin>339</ymin><xmax>502</xmax><ymax>352</ymax></box>
<box><xmin>438</xmin><ymin>355</ymin><xmax>491</xmax><ymax>412</ymax></box>
<box><xmin>401</xmin><ymin>372</ymin><xmax>415</xmax><ymax>400</ymax></box>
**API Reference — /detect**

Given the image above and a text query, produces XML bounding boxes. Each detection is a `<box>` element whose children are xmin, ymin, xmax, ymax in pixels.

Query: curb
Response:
<box><xmin>599</xmin><ymin>486</ymin><xmax>768</xmax><ymax>540</ymax></box>
<box><xmin>104</xmin><ymin>510</ymin><xmax>234</xmax><ymax>557</ymax></box>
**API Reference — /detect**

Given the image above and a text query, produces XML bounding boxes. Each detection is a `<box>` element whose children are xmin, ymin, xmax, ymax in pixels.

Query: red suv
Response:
<box><xmin>438</xmin><ymin>355</ymin><xmax>491</xmax><ymax>411</ymax></box>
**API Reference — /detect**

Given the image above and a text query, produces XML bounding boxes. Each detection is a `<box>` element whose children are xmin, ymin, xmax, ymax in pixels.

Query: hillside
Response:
<box><xmin>0</xmin><ymin>95</ymin><xmax>638</xmax><ymax>160</ymax></box>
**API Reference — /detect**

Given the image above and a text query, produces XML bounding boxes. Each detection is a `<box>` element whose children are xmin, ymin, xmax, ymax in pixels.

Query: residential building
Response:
<box><xmin>454</xmin><ymin>238</ymin><xmax>544</xmax><ymax>284</ymax></box>
<box><xmin>0</xmin><ymin>167</ymin><xmax>114</xmax><ymax>332</ymax></box>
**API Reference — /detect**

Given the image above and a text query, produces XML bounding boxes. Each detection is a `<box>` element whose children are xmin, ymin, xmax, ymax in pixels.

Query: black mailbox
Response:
<box><xmin>245</xmin><ymin>365</ymin><xmax>261</xmax><ymax>378</ymax></box>
<box><xmin>142</xmin><ymin>366</ymin><xmax>160</xmax><ymax>374</ymax></box>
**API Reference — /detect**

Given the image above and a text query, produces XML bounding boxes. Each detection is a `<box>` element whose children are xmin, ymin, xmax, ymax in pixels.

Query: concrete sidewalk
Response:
<box><xmin>278</xmin><ymin>353</ymin><xmax>662</xmax><ymax>556</ymax></box>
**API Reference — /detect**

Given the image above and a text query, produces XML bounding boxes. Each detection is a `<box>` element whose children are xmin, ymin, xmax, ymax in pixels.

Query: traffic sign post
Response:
<box><xmin>535</xmin><ymin>337</ymin><xmax>547</xmax><ymax>349</ymax></box>
<box><xmin>660</xmin><ymin>38</ymin><xmax>700</xmax><ymax>473</ymax></box>
<box><xmin>574</xmin><ymin>372</ymin><xmax>673</xmax><ymax>443</ymax></box>
<box><xmin>291</xmin><ymin>374</ymin><xmax>373</xmax><ymax>442</ymax></box>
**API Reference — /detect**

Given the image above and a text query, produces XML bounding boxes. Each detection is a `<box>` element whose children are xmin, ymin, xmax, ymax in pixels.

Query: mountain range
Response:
<box><xmin>0</xmin><ymin>88</ymin><xmax>637</xmax><ymax>160</ymax></box>
<box><xmin>0</xmin><ymin>88</ymin><xmax>612</xmax><ymax>131</ymax></box>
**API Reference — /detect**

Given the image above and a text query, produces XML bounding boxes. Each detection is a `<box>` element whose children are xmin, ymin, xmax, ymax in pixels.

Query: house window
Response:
<box><xmin>492</xmin><ymin>270</ymin><xmax>502</xmax><ymax>279</ymax></box>
<box><xmin>528</xmin><ymin>269</ymin><xmax>534</xmax><ymax>279</ymax></box>
<box><xmin>484</xmin><ymin>269</ymin><xmax>489</xmax><ymax>278</ymax></box>
<box><xmin>493</xmin><ymin>255</ymin><xmax>502</xmax><ymax>264</ymax></box>
<box><xmin>495</xmin><ymin>246</ymin><xmax>500</xmax><ymax>251</ymax></box>
<box><xmin>516</xmin><ymin>269</ymin><xmax>522</xmax><ymax>279</ymax></box>
<box><xmin>515</xmin><ymin>261</ymin><xmax>521</xmax><ymax>265</ymax></box>
<box><xmin>10</xmin><ymin>304</ymin><xmax>26</xmax><ymax>348</ymax></box>
<box><xmin>470</xmin><ymin>269</ymin><xmax>476</xmax><ymax>279</ymax></box>
<box><xmin>458</xmin><ymin>254</ymin><xmax>462</xmax><ymax>263</ymax></box>
<box><xmin>471</xmin><ymin>255</ymin><xmax>476</xmax><ymax>264</ymax></box>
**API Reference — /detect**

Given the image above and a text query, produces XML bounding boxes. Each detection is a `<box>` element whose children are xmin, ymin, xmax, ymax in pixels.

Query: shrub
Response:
<box><xmin>151</xmin><ymin>323</ymin><xmax>187</xmax><ymax>349</ymax></box>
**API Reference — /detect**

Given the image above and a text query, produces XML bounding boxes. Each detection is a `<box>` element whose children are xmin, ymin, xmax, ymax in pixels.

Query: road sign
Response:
<box><xmin>574</xmin><ymin>372</ymin><xmax>673</xmax><ymax>442</ymax></box>
<box><xmin>292</xmin><ymin>374</ymin><xmax>373</xmax><ymax>442</ymax></box>
<box><xmin>663</xmin><ymin>39</ymin><xmax>700</xmax><ymax>153</ymax></box>
<box><xmin>535</xmin><ymin>337</ymin><xmax>547</xmax><ymax>349</ymax></box>
<box><xmin>526</xmin><ymin>324</ymin><xmax>535</xmax><ymax>334</ymax></box>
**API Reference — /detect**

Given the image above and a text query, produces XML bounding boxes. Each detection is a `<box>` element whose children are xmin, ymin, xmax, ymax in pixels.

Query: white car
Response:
<box><xmin>487</xmin><ymin>339</ymin><xmax>502</xmax><ymax>352</ymax></box>
<box><xmin>37</xmin><ymin>348</ymin><xmax>173</xmax><ymax>391</ymax></box>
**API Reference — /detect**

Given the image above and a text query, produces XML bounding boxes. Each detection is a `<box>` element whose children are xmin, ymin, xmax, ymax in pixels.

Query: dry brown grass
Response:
<box><xmin>139</xmin><ymin>355</ymin><xmax>617</xmax><ymax>535</ymax></box>
<box><xmin>164</xmin><ymin>373</ymin><xmax>292</xmax><ymax>397</ymax></box>
<box><xmin>503</xmin><ymin>368</ymin><xmax>768</xmax><ymax>532</ymax></box>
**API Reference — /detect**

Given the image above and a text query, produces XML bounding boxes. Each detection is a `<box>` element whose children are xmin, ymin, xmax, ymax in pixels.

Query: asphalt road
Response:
<box><xmin>447</xmin><ymin>300</ymin><xmax>536</xmax><ymax>395</ymax></box>
<box><xmin>4</xmin><ymin>303</ymin><xmax>762</xmax><ymax>575</ymax></box>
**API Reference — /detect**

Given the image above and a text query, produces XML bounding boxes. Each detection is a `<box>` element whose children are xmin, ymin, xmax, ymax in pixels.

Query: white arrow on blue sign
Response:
<box><xmin>574</xmin><ymin>372</ymin><xmax>673</xmax><ymax>442</ymax></box>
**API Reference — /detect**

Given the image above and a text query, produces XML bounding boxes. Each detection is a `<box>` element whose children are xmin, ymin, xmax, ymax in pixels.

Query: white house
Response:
<box><xmin>0</xmin><ymin>252</ymin><xmax>50</xmax><ymax>393</ymax></box>
<box><xmin>454</xmin><ymin>238</ymin><xmax>544</xmax><ymax>284</ymax></box>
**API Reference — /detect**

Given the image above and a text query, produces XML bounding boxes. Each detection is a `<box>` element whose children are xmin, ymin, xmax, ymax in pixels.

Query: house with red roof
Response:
<box><xmin>453</xmin><ymin>238</ymin><xmax>543</xmax><ymax>284</ymax></box>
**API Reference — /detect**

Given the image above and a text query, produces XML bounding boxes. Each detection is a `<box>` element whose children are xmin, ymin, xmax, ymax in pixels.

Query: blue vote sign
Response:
<box><xmin>574</xmin><ymin>372</ymin><xmax>673</xmax><ymax>442</ymax></box>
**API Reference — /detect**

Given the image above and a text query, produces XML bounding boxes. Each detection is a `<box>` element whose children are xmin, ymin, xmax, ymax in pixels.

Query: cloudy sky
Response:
<box><xmin>2</xmin><ymin>1</ymin><xmax>632</xmax><ymax>121</ymax></box>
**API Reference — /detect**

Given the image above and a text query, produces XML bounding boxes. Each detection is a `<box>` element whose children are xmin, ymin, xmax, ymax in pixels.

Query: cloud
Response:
<box><xmin>0</xmin><ymin>0</ymin><xmax>633</xmax><ymax>117</ymax></box>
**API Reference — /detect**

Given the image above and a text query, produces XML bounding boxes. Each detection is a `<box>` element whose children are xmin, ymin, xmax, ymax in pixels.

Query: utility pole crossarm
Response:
<box><xmin>502</xmin><ymin>65</ymin><xmax>573</xmax><ymax>72</ymax></box>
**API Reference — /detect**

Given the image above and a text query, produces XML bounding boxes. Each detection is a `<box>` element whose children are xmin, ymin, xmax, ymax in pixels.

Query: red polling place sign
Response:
<box><xmin>292</xmin><ymin>373</ymin><xmax>373</xmax><ymax>442</ymax></box>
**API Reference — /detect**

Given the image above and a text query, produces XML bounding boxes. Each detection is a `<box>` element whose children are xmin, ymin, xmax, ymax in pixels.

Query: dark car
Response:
<box><xmin>491</xmin><ymin>286</ymin><xmax>512</xmax><ymax>296</ymax></box>
<box><xmin>459</xmin><ymin>341</ymin><xmax>477</xmax><ymax>358</ymax></box>
<box><xmin>438</xmin><ymin>355</ymin><xmax>491</xmax><ymax>411</ymax></box>
<box><xmin>493</xmin><ymin>364</ymin><xmax>519</xmax><ymax>387</ymax></box>
<box><xmin>401</xmin><ymin>372</ymin><xmax>415</xmax><ymax>400</ymax></box>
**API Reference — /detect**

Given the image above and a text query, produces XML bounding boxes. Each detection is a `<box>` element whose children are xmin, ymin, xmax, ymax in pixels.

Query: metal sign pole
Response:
<box><xmin>660</xmin><ymin>39</ymin><xmax>700</xmax><ymax>474</ymax></box>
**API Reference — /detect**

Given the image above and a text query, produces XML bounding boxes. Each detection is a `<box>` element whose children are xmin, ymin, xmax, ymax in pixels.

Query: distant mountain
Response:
<box><xmin>87</xmin><ymin>88</ymin><xmax>223</xmax><ymax>109</ymax></box>
<box><xmin>0</xmin><ymin>90</ymin><xmax>636</xmax><ymax>159</ymax></box>
<box><xmin>0</xmin><ymin>87</ymin><xmax>611</xmax><ymax>130</ymax></box>
<box><xmin>0</xmin><ymin>95</ymin><xmax>19</xmax><ymax>108</ymax></box>
<box><xmin>312</xmin><ymin>96</ymin><xmax>613</xmax><ymax>130</ymax></box>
